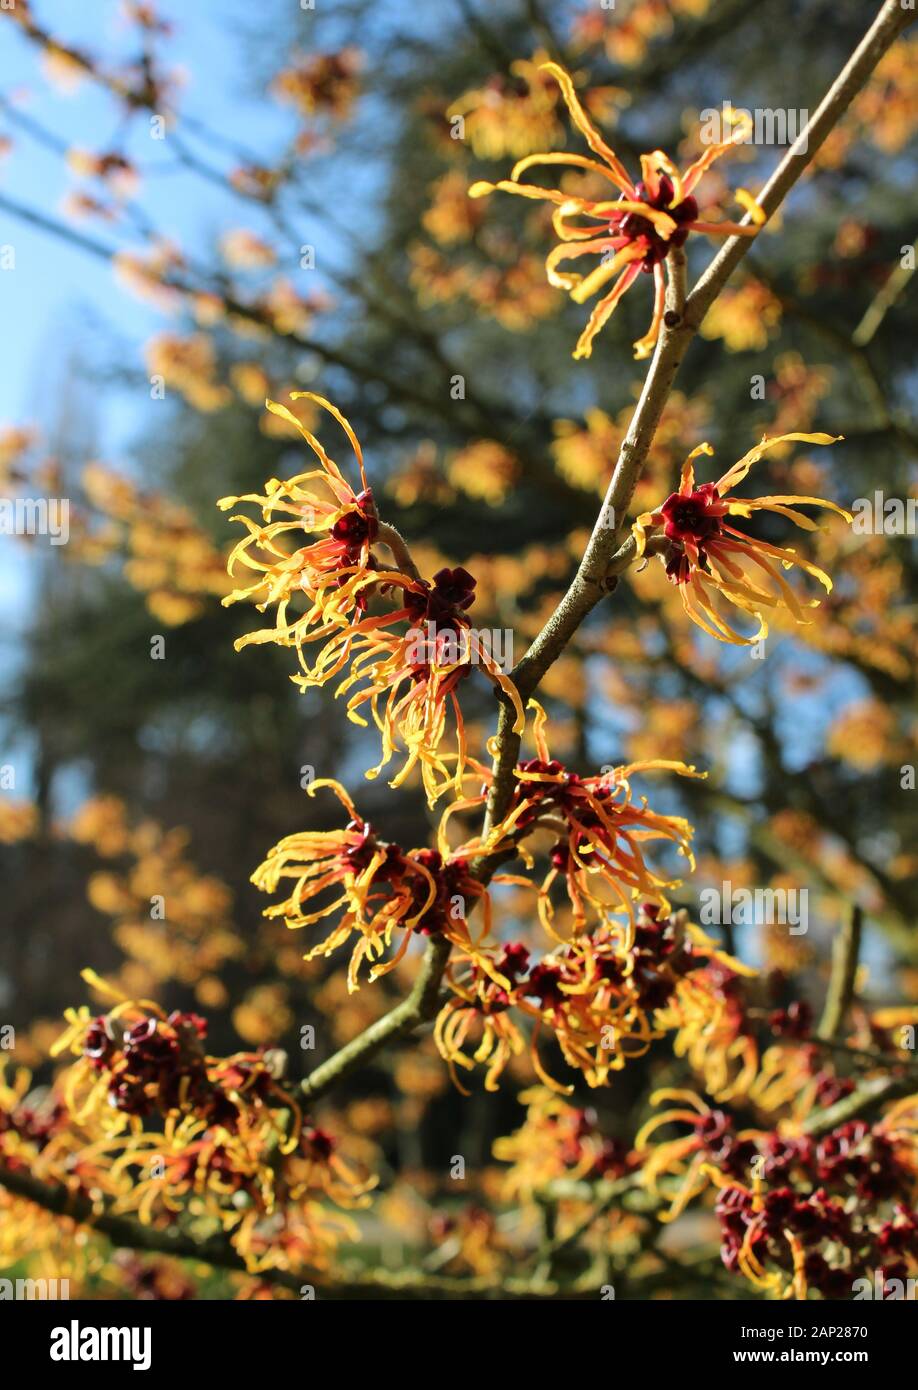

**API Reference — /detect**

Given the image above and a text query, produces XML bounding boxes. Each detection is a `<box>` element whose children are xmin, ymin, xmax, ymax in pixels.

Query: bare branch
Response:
<box><xmin>853</xmin><ymin>238</ymin><xmax>918</xmax><ymax>346</ymax></box>
<box><xmin>818</xmin><ymin>904</ymin><xmax>863</xmax><ymax>1041</ymax></box>
<box><xmin>803</xmin><ymin>1073</ymin><xmax>917</xmax><ymax>1137</ymax></box>
<box><xmin>0</xmin><ymin>1161</ymin><xmax>300</xmax><ymax>1288</ymax></box>
<box><xmin>375</xmin><ymin>521</ymin><xmax>423</xmax><ymax>584</ymax></box>
<box><xmin>300</xmin><ymin>935</ymin><xmax>451</xmax><ymax>1102</ymax></box>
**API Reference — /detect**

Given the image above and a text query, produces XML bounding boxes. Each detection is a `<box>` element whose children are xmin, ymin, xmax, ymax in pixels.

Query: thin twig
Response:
<box><xmin>375</xmin><ymin>521</ymin><xmax>422</xmax><ymax>584</ymax></box>
<box><xmin>805</xmin><ymin>1035</ymin><xmax>918</xmax><ymax>1073</ymax></box>
<box><xmin>853</xmin><ymin>239</ymin><xmax>918</xmax><ymax>345</ymax></box>
<box><xmin>0</xmin><ymin>1161</ymin><xmax>303</xmax><ymax>1291</ymax></box>
<box><xmin>536</xmin><ymin>1174</ymin><xmax>645</xmax><ymax>1267</ymax></box>
<box><xmin>818</xmin><ymin>904</ymin><xmax>863</xmax><ymax>1041</ymax></box>
<box><xmin>803</xmin><ymin>1073</ymin><xmax>916</xmax><ymax>1137</ymax></box>
<box><xmin>300</xmin><ymin>935</ymin><xmax>450</xmax><ymax>1102</ymax></box>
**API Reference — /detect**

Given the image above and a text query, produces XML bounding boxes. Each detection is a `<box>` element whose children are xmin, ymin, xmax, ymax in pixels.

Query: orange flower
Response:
<box><xmin>219</xmin><ymin>392</ymin><xmax>387</xmax><ymax>629</ymax></box>
<box><xmin>434</xmin><ymin>910</ymin><xmax>751</xmax><ymax>1093</ymax></box>
<box><xmin>222</xmin><ymin>396</ymin><xmax>523</xmax><ymax>804</ymax></box>
<box><xmin>448</xmin><ymin>53</ymin><xmax>567</xmax><ymax>161</ymax></box>
<box><xmin>494</xmin><ymin>1086</ymin><xmax>632</xmax><ymax>1200</ymax></box>
<box><xmin>633</xmin><ymin>433</ymin><xmax>852</xmax><ymax>645</ymax></box>
<box><xmin>251</xmin><ymin>779</ymin><xmax>505</xmax><ymax>991</ymax></box>
<box><xmin>659</xmin><ymin>958</ymin><xmax>760</xmax><ymax>1102</ymax></box>
<box><xmin>636</xmin><ymin>1089</ymin><xmax>761</xmax><ymax>1222</ymax></box>
<box><xmin>272</xmin><ymin>48</ymin><xmax>362</xmax><ymax>122</ymax></box>
<box><xmin>305</xmin><ymin>563</ymin><xmax>524</xmax><ymax>805</ymax></box>
<box><xmin>446</xmin><ymin>699</ymin><xmax>701</xmax><ymax>939</ymax></box>
<box><xmin>470</xmin><ymin>62</ymin><xmax>764</xmax><ymax>359</ymax></box>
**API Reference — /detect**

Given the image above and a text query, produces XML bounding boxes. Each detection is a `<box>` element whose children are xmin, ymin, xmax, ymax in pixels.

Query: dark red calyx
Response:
<box><xmin>496</xmin><ymin>942</ymin><xmax>530</xmax><ymax>982</ymax></box>
<box><xmin>615</xmin><ymin>177</ymin><xmax>699</xmax><ymax>267</ymax></box>
<box><xmin>661</xmin><ymin>483</ymin><xmax>722</xmax><ymax>543</ymax></box>
<box><xmin>525</xmin><ymin>961</ymin><xmax>564</xmax><ymax>1009</ymax></box>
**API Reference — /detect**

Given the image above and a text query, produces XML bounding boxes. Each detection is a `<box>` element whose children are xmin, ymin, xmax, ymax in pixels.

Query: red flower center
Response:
<box><xmin>660</xmin><ymin>483</ymin><xmax>722</xmax><ymax>543</ymax></box>
<box><xmin>613</xmin><ymin>176</ymin><xmax>698</xmax><ymax>270</ymax></box>
<box><xmin>330</xmin><ymin>488</ymin><xmax>378</xmax><ymax>553</ymax></box>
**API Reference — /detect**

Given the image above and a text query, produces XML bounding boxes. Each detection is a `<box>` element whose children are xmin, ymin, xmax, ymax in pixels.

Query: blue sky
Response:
<box><xmin>0</xmin><ymin>0</ymin><xmax>430</xmax><ymax>796</ymax></box>
<box><xmin>0</xmin><ymin>0</ymin><xmax>328</xmax><ymax>789</ymax></box>
<box><xmin>1</xmin><ymin>0</ymin><xmax>296</xmax><ymax>447</ymax></box>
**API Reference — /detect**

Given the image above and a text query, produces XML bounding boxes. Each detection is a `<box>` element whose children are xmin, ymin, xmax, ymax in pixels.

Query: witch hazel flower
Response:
<box><xmin>632</xmin><ymin>433</ymin><xmax>852</xmax><ymax>644</ymax></box>
<box><xmin>469</xmin><ymin>61</ymin><xmax>764</xmax><ymax>360</ymax></box>
<box><xmin>220</xmin><ymin>395</ymin><xmax>523</xmax><ymax>804</ymax></box>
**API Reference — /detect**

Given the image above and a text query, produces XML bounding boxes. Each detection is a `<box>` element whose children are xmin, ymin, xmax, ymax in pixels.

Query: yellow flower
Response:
<box><xmin>446</xmin><ymin>439</ymin><xmax>519</xmax><ymax>504</ymax></box>
<box><xmin>251</xmin><ymin>779</ymin><xmax>501</xmax><ymax>992</ymax></box>
<box><xmin>219</xmin><ymin>392</ymin><xmax>386</xmax><ymax>634</ymax></box>
<box><xmin>633</xmin><ymin>433</ymin><xmax>851</xmax><ymax>645</ymax></box>
<box><xmin>422</xmin><ymin>170</ymin><xmax>485</xmax><ymax>245</ymax></box>
<box><xmin>145</xmin><ymin>333</ymin><xmax>230</xmax><ymax>412</ymax></box>
<box><xmin>433</xmin><ymin>912</ymin><xmax>752</xmax><ymax>1094</ymax></box>
<box><xmin>448</xmin><ymin>699</ymin><xmax>701</xmax><ymax>938</ymax></box>
<box><xmin>699</xmin><ymin>278</ymin><xmax>782</xmax><ymax>352</ymax></box>
<box><xmin>272</xmin><ymin>48</ymin><xmax>362</xmax><ymax>122</ymax></box>
<box><xmin>222</xmin><ymin>396</ymin><xmax>523</xmax><ymax>803</ymax></box>
<box><xmin>0</xmin><ymin>799</ymin><xmax>39</xmax><ymax>844</ymax></box>
<box><xmin>448</xmin><ymin>53</ymin><xmax>567</xmax><ymax>161</ymax></box>
<box><xmin>470</xmin><ymin>62</ymin><xmax>763</xmax><ymax>359</ymax></box>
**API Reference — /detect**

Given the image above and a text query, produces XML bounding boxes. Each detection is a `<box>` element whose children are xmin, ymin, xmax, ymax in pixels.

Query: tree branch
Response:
<box><xmin>0</xmin><ymin>1161</ymin><xmax>304</xmax><ymax>1291</ymax></box>
<box><xmin>300</xmin><ymin>935</ymin><xmax>451</xmax><ymax>1102</ymax></box>
<box><xmin>803</xmin><ymin>1073</ymin><xmax>917</xmax><ymax>1137</ymax></box>
<box><xmin>818</xmin><ymin>904</ymin><xmax>863</xmax><ymax>1041</ymax></box>
<box><xmin>853</xmin><ymin>239</ymin><xmax>918</xmax><ymax>345</ymax></box>
<box><xmin>0</xmin><ymin>1162</ymin><xmax>598</xmax><ymax>1299</ymax></box>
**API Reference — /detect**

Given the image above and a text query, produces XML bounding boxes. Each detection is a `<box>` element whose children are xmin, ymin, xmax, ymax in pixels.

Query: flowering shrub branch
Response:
<box><xmin>238</xmin><ymin>0</ymin><xmax>913</xmax><ymax>1198</ymax></box>
<box><xmin>1</xmin><ymin>0</ymin><xmax>915</xmax><ymax>1302</ymax></box>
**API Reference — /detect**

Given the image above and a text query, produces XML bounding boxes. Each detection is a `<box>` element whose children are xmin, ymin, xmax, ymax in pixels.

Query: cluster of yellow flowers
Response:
<box><xmin>70</xmin><ymin>796</ymin><xmax>243</xmax><ymax>1001</ymax></box>
<box><xmin>571</xmin><ymin>0</ymin><xmax>713</xmax><ymax>69</ymax></box>
<box><xmin>80</xmin><ymin>462</ymin><xmax>231</xmax><ymax>625</ymax></box>
<box><xmin>0</xmin><ymin>976</ymin><xmax>371</xmax><ymax>1284</ymax></box>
